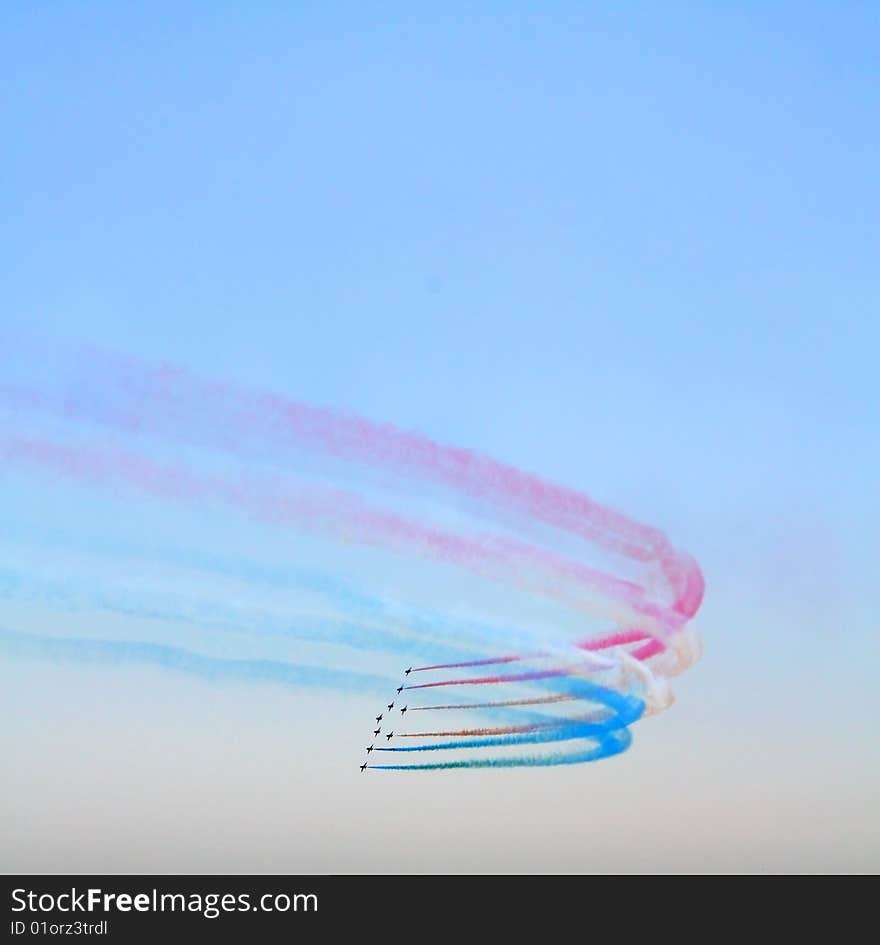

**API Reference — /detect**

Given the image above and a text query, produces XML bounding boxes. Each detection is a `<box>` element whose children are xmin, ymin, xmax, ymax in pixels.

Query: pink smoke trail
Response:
<box><xmin>0</xmin><ymin>343</ymin><xmax>704</xmax><ymax>622</ymax></box>
<box><xmin>0</xmin><ymin>433</ymin><xmax>681</xmax><ymax>632</ymax></box>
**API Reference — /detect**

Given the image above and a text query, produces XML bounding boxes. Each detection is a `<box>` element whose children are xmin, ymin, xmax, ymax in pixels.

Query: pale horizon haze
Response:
<box><xmin>1</xmin><ymin>3</ymin><xmax>877</xmax><ymax>873</ymax></box>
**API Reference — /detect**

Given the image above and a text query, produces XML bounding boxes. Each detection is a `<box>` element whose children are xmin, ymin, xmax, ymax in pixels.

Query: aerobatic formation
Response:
<box><xmin>0</xmin><ymin>337</ymin><xmax>704</xmax><ymax>771</ymax></box>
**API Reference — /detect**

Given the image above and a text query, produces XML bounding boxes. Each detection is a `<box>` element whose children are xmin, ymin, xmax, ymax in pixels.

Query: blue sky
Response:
<box><xmin>1</xmin><ymin>3</ymin><xmax>877</xmax><ymax>871</ymax></box>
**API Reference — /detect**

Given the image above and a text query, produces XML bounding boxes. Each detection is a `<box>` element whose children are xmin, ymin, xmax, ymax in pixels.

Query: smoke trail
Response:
<box><xmin>0</xmin><ymin>517</ymin><xmax>551</xmax><ymax>661</ymax></box>
<box><xmin>362</xmin><ymin>671</ymin><xmax>645</xmax><ymax>771</ymax></box>
<box><xmin>0</xmin><ymin>340</ymin><xmax>704</xmax><ymax>622</ymax></box>
<box><xmin>0</xmin><ymin>433</ymin><xmax>663</xmax><ymax>628</ymax></box>
<box><xmin>410</xmin><ymin>695</ymin><xmax>577</xmax><ymax>711</ymax></box>
<box><xmin>0</xmin><ymin>565</ymin><xmax>467</xmax><ymax>665</ymax></box>
<box><xmin>0</xmin><ymin>339</ymin><xmax>706</xmax><ymax>770</ymax></box>
<box><xmin>369</xmin><ymin>728</ymin><xmax>634</xmax><ymax>770</ymax></box>
<box><xmin>404</xmin><ymin>669</ymin><xmax>571</xmax><ymax>689</ymax></box>
<box><xmin>0</xmin><ymin>626</ymin><xmax>391</xmax><ymax>694</ymax></box>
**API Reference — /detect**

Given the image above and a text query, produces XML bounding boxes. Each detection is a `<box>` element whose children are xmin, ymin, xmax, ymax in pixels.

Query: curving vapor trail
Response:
<box><xmin>0</xmin><ymin>337</ymin><xmax>705</xmax><ymax>770</ymax></box>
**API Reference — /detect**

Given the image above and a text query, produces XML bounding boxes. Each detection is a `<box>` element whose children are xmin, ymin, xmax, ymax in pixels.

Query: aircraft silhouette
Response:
<box><xmin>366</xmin><ymin>745</ymin><xmax>374</xmax><ymax>754</ymax></box>
<box><xmin>400</xmin><ymin>705</ymin><xmax>407</xmax><ymax>714</ymax></box>
<box><xmin>373</xmin><ymin>727</ymin><xmax>381</xmax><ymax>736</ymax></box>
<box><xmin>396</xmin><ymin>686</ymin><xmax>404</xmax><ymax>694</ymax></box>
<box><xmin>375</xmin><ymin>714</ymin><xmax>383</xmax><ymax>722</ymax></box>
<box><xmin>387</xmin><ymin>702</ymin><xmax>394</xmax><ymax>710</ymax></box>
<box><xmin>360</xmin><ymin>762</ymin><xmax>368</xmax><ymax>772</ymax></box>
<box><xmin>405</xmin><ymin>667</ymin><xmax>412</xmax><ymax>675</ymax></box>
<box><xmin>386</xmin><ymin>731</ymin><xmax>394</xmax><ymax>740</ymax></box>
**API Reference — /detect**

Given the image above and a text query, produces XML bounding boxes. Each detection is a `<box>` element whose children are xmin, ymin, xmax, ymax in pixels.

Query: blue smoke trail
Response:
<box><xmin>369</xmin><ymin>728</ymin><xmax>634</xmax><ymax>770</ymax></box>
<box><xmin>0</xmin><ymin>626</ymin><xmax>391</xmax><ymax>695</ymax></box>
<box><xmin>0</xmin><ymin>565</ymin><xmax>467</xmax><ymax>664</ymax></box>
<box><xmin>369</xmin><ymin>677</ymin><xmax>644</xmax><ymax>770</ymax></box>
<box><xmin>0</xmin><ymin>519</ymin><xmax>554</xmax><ymax>659</ymax></box>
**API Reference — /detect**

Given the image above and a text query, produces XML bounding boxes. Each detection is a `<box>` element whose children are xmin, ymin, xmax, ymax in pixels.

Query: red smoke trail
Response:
<box><xmin>412</xmin><ymin>655</ymin><xmax>528</xmax><ymax>672</ymax></box>
<box><xmin>400</xmin><ymin>712</ymin><xmax>611</xmax><ymax>738</ymax></box>
<box><xmin>401</xmin><ymin>724</ymin><xmax>557</xmax><ymax>737</ymax></box>
<box><xmin>409</xmin><ymin>627</ymin><xmax>666</xmax><ymax>682</ymax></box>
<box><xmin>410</xmin><ymin>695</ymin><xmax>577</xmax><ymax>711</ymax></box>
<box><xmin>404</xmin><ymin>668</ymin><xmax>570</xmax><ymax>690</ymax></box>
